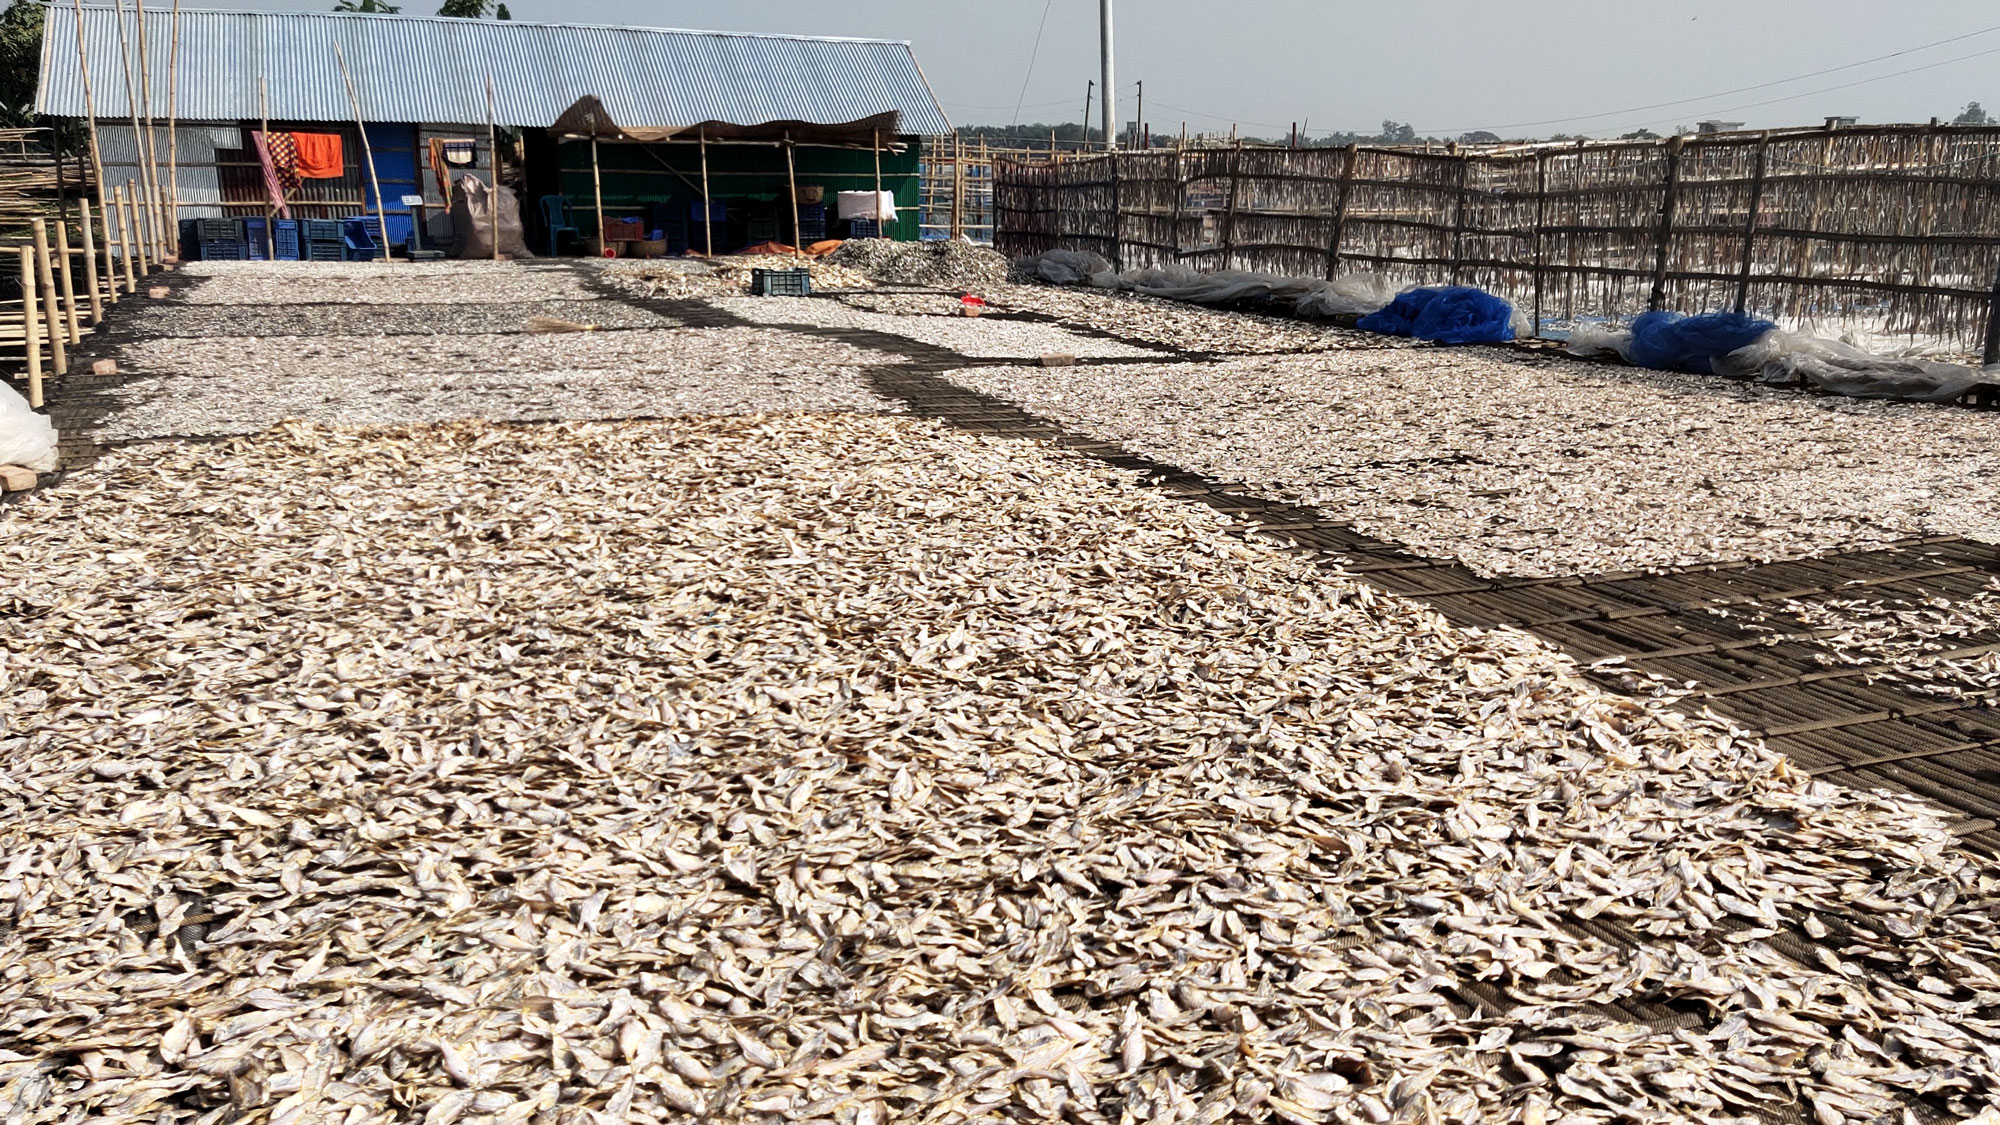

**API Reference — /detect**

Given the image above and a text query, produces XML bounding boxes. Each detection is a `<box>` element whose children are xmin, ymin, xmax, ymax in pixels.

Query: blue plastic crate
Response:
<box><xmin>342</xmin><ymin>218</ymin><xmax>381</xmax><ymax>262</ymax></box>
<box><xmin>846</xmin><ymin>218</ymin><xmax>881</xmax><ymax>239</ymax></box>
<box><xmin>273</xmin><ymin>220</ymin><xmax>301</xmax><ymax>261</ymax></box>
<box><xmin>198</xmin><ymin>238</ymin><xmax>246</xmax><ymax>262</ymax></box>
<box><xmin>689</xmin><ymin>201</ymin><xmax>726</xmax><ymax>223</ymax></box>
<box><xmin>798</xmin><ymin>219</ymin><xmax>826</xmax><ymax>242</ymax></box>
<box><xmin>750</xmin><ymin>268</ymin><xmax>811</xmax><ymax>297</ymax></box>
<box><xmin>797</xmin><ymin>203</ymin><xmax>827</xmax><ymax>222</ymax></box>
<box><xmin>177</xmin><ymin>218</ymin><xmax>199</xmax><ymax>261</ymax></box>
<box><xmin>242</xmin><ymin>217</ymin><xmax>269</xmax><ymax>260</ymax></box>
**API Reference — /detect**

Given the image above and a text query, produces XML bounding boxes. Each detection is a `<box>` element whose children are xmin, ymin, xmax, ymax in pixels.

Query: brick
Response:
<box><xmin>148</xmin><ymin>286</ymin><xmax>171</xmax><ymax>300</ymax></box>
<box><xmin>1039</xmin><ymin>353</ymin><xmax>1077</xmax><ymax>367</ymax></box>
<box><xmin>0</xmin><ymin>465</ymin><xmax>37</xmax><ymax>492</ymax></box>
<box><xmin>91</xmin><ymin>358</ymin><xmax>118</xmax><ymax>376</ymax></box>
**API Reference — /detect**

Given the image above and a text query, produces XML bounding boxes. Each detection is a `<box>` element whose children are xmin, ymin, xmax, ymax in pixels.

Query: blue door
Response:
<box><xmin>361</xmin><ymin>123</ymin><xmax>420</xmax><ymax>248</ymax></box>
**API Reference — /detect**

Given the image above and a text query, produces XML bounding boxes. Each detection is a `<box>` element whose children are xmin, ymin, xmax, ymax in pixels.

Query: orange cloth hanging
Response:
<box><xmin>290</xmin><ymin>132</ymin><xmax>345</xmax><ymax>179</ymax></box>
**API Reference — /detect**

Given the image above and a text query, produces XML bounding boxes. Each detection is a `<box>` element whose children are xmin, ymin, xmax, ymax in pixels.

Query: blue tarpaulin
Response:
<box><xmin>1625</xmin><ymin>310</ymin><xmax>1776</xmax><ymax>374</ymax></box>
<box><xmin>1355</xmin><ymin>286</ymin><xmax>1518</xmax><ymax>344</ymax></box>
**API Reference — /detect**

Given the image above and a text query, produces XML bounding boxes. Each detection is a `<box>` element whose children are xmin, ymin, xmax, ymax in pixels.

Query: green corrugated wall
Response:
<box><xmin>557</xmin><ymin>139</ymin><xmax>922</xmax><ymax>242</ymax></box>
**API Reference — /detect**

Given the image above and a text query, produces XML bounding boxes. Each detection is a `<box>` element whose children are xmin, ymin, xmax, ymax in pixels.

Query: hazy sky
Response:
<box><xmin>241</xmin><ymin>1</ymin><xmax>2000</xmax><ymax>138</ymax></box>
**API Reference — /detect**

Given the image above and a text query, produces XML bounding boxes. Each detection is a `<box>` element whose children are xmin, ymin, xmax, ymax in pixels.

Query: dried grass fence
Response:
<box><xmin>995</xmin><ymin>124</ymin><xmax>2000</xmax><ymax>352</ymax></box>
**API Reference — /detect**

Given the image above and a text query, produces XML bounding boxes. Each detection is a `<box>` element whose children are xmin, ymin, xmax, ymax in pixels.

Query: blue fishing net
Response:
<box><xmin>1625</xmin><ymin>310</ymin><xmax>1776</xmax><ymax>374</ymax></box>
<box><xmin>1355</xmin><ymin>286</ymin><xmax>1518</xmax><ymax>344</ymax></box>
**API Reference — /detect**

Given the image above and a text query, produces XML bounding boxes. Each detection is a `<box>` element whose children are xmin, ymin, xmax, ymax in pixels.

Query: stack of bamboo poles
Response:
<box><xmin>4</xmin><ymin>188</ymin><xmax>153</xmax><ymax>410</ymax></box>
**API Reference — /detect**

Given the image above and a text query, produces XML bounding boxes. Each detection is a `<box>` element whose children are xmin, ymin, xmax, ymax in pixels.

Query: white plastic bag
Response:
<box><xmin>1563</xmin><ymin>322</ymin><xmax>1635</xmax><ymax>362</ymax></box>
<box><xmin>1717</xmin><ymin>330</ymin><xmax>1994</xmax><ymax>402</ymax></box>
<box><xmin>0</xmin><ymin>381</ymin><xmax>57</xmax><ymax>471</ymax></box>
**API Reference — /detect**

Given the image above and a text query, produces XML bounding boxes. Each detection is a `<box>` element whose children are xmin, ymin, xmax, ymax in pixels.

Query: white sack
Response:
<box><xmin>836</xmin><ymin>191</ymin><xmax>897</xmax><ymax>222</ymax></box>
<box><xmin>0</xmin><ymin>381</ymin><xmax>57</xmax><ymax>471</ymax></box>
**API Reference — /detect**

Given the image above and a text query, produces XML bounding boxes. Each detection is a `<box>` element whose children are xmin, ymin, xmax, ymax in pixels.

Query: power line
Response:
<box><xmin>1142</xmin><ymin>98</ymin><xmax>1292</xmax><ymax>132</ymax></box>
<box><xmin>1434</xmin><ymin>20</ymin><xmax>2000</xmax><ymax>135</ymax></box>
<box><xmin>1596</xmin><ymin>41</ymin><xmax>2000</xmax><ymax>136</ymax></box>
<box><xmin>1009</xmin><ymin>0</ymin><xmax>1056</xmax><ymax>126</ymax></box>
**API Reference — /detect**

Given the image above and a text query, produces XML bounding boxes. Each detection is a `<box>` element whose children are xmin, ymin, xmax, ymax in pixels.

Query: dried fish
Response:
<box><xmin>4</xmin><ymin>412</ymin><xmax>2000</xmax><ymax>1123</ymax></box>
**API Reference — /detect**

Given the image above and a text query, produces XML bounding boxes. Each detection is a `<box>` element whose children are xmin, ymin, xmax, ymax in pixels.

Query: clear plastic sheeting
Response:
<box><xmin>1716</xmin><ymin>331</ymin><xmax>1998</xmax><ymax>403</ymax></box>
<box><xmin>0</xmin><ymin>382</ymin><xmax>57</xmax><ymax>471</ymax></box>
<box><xmin>1568</xmin><ymin>318</ymin><xmax>2000</xmax><ymax>404</ymax></box>
<box><xmin>1011</xmin><ymin>251</ymin><xmax>1401</xmax><ymax>318</ymax></box>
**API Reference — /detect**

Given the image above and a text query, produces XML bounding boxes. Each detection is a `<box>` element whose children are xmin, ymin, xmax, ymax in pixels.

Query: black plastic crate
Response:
<box><xmin>301</xmin><ymin>219</ymin><xmax>344</xmax><ymax>242</ymax></box>
<box><xmin>750</xmin><ymin>268</ymin><xmax>811</xmax><ymax>297</ymax></box>
<box><xmin>198</xmin><ymin>238</ymin><xmax>246</xmax><ymax>262</ymax></box>
<box><xmin>796</xmin><ymin>203</ymin><xmax>827</xmax><ymax>222</ymax></box>
<box><xmin>797</xmin><ymin>219</ymin><xmax>826</xmax><ymax>242</ymax></box>
<box><xmin>846</xmin><ymin>218</ymin><xmax>881</xmax><ymax>239</ymax></box>
<box><xmin>304</xmin><ymin>239</ymin><xmax>346</xmax><ymax>262</ymax></box>
<box><xmin>746</xmin><ymin>217</ymin><xmax>781</xmax><ymax>242</ymax></box>
<box><xmin>197</xmin><ymin>217</ymin><xmax>241</xmax><ymax>241</ymax></box>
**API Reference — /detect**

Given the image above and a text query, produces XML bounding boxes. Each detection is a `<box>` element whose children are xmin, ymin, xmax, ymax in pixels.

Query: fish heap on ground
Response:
<box><xmin>1708</xmin><ymin>578</ymin><xmax>2000</xmax><ymax>700</ymax></box>
<box><xmin>594</xmin><ymin>257</ymin><xmax>875</xmax><ymax>300</ymax></box>
<box><xmin>4</xmin><ymin>415</ymin><xmax>2000</xmax><ymax>1124</ymax></box>
<box><xmin>710</xmin><ymin>296</ymin><xmax>1161</xmax><ymax>361</ymax></box>
<box><xmin>826</xmin><ymin>239</ymin><xmax>1009</xmax><ymax>291</ymax></box>
<box><xmin>946</xmin><ymin>349</ymin><xmax>2000</xmax><ymax>577</ymax></box>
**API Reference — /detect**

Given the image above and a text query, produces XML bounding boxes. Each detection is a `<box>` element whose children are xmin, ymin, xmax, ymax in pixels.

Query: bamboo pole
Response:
<box><xmin>71</xmin><ymin>0</ymin><xmax>114</xmax><ymax>308</ymax></box>
<box><xmin>53</xmin><ymin>221</ymin><xmax>80</xmax><ymax>346</ymax></box>
<box><xmin>80</xmin><ymin>197</ymin><xmax>104</xmax><ymax>324</ymax></box>
<box><xmin>1323</xmin><ymin>144</ymin><xmax>1357</xmax><ymax>279</ymax></box>
<box><xmin>134</xmin><ymin>0</ymin><xmax>166</xmax><ymax>259</ymax></box>
<box><xmin>589</xmin><ymin>119</ymin><xmax>605</xmax><ymax>254</ymax></box>
<box><xmin>1647</xmin><ymin>134</ymin><xmax>1685</xmax><ymax>312</ymax></box>
<box><xmin>167</xmin><ymin>0</ymin><xmax>180</xmax><ymax>249</ymax></box>
<box><xmin>1733</xmin><ymin>132</ymin><xmax>1771</xmax><ymax>316</ymax></box>
<box><xmin>334</xmin><ymin>43</ymin><xmax>393</xmax><ymax>263</ymax></box>
<box><xmin>784</xmin><ymin>134</ymin><xmax>801</xmax><ymax>259</ymax></box>
<box><xmin>486</xmin><ymin>74</ymin><xmax>499</xmax><ymax>261</ymax></box>
<box><xmin>20</xmin><ymin>248</ymin><xmax>42</xmax><ymax>408</ymax></box>
<box><xmin>872</xmin><ymin>129</ymin><xmax>883</xmax><ymax>238</ymax></box>
<box><xmin>950</xmin><ymin>133</ymin><xmax>962</xmax><ymax>241</ymax></box>
<box><xmin>116</xmin><ymin>184</ymin><xmax>136</xmax><ymax>292</ymax></box>
<box><xmin>699</xmin><ymin>127</ymin><xmax>712</xmax><ymax>254</ymax></box>
<box><xmin>32</xmin><ymin>222</ymin><xmax>68</xmax><ymax>376</ymax></box>
<box><xmin>110</xmin><ymin>0</ymin><xmax>158</xmax><ymax>262</ymax></box>
<box><xmin>132</xmin><ymin>179</ymin><xmax>153</xmax><ymax>275</ymax></box>
<box><xmin>259</xmin><ymin>76</ymin><xmax>275</xmax><ymax>258</ymax></box>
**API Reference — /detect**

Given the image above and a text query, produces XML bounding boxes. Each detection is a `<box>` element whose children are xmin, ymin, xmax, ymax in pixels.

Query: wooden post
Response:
<box><xmin>20</xmin><ymin>248</ymin><xmax>42</xmax><ymax>408</ymax></box>
<box><xmin>134</xmin><ymin>0</ymin><xmax>166</xmax><ymax>259</ymax></box>
<box><xmin>1169</xmin><ymin>148</ymin><xmax>1185</xmax><ymax>261</ymax></box>
<box><xmin>79</xmin><ymin>197</ymin><xmax>104</xmax><ymax>324</ymax></box>
<box><xmin>872</xmin><ymin>129</ymin><xmax>884</xmax><ymax>238</ymax></box>
<box><xmin>1447</xmin><ymin>154</ymin><xmax>1470</xmax><ymax>287</ymax></box>
<box><xmin>1647</xmin><ymin>134</ymin><xmax>1685</xmax><ymax>312</ymax></box>
<box><xmin>116</xmin><ymin>184</ymin><xmax>137</xmax><ymax>292</ymax></box>
<box><xmin>1108</xmin><ymin>147</ymin><xmax>1122</xmax><ymax>271</ymax></box>
<box><xmin>32</xmin><ymin>222</ymin><xmax>68</xmax><ymax>376</ymax></box>
<box><xmin>110</xmin><ymin>0</ymin><xmax>158</xmax><ymax>262</ymax></box>
<box><xmin>1733</xmin><ymin>132</ymin><xmax>1770</xmax><ymax>316</ymax></box>
<box><xmin>334</xmin><ymin>44</ymin><xmax>393</xmax><ymax>262</ymax></box>
<box><xmin>783</xmin><ymin>135</ymin><xmax>801</xmax><ymax>259</ymax></box>
<box><xmin>258</xmin><ymin>77</ymin><xmax>277</xmax><ymax>258</ymax></box>
<box><xmin>132</xmin><ymin>178</ymin><xmax>154</xmax><ymax>275</ymax></box>
<box><xmin>1531</xmin><ymin>153</ymin><xmax>1546</xmax><ymax>337</ymax></box>
<box><xmin>699</xmin><ymin>127</ymin><xmax>713</xmax><ymax>254</ymax></box>
<box><xmin>589</xmin><ymin>122</ymin><xmax>605</xmax><ymax>253</ymax></box>
<box><xmin>166</xmin><ymin>0</ymin><xmax>180</xmax><ymax>249</ymax></box>
<box><xmin>950</xmin><ymin>133</ymin><xmax>963</xmax><ymax>240</ymax></box>
<box><xmin>1219</xmin><ymin>141</ymin><xmax>1242</xmax><ymax>270</ymax></box>
<box><xmin>1323</xmin><ymin>144</ymin><xmax>1357</xmax><ymax>280</ymax></box>
<box><xmin>486</xmin><ymin>73</ymin><xmax>499</xmax><ymax>261</ymax></box>
<box><xmin>1983</xmin><ymin>261</ymin><xmax>2000</xmax><ymax>368</ymax></box>
<box><xmin>70</xmin><ymin>0</ymin><xmax>114</xmax><ymax>307</ymax></box>
<box><xmin>54</xmin><ymin>221</ymin><xmax>81</xmax><ymax>345</ymax></box>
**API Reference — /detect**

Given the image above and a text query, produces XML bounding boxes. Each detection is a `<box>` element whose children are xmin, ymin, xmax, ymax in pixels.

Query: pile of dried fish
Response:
<box><xmin>176</xmin><ymin>262</ymin><xmax>602</xmax><ymax>306</ymax></box>
<box><xmin>712</xmin><ymin>295</ymin><xmax>1162</xmax><ymax>360</ymax></box>
<box><xmin>826</xmin><ymin>239</ymin><xmax>1009</xmax><ymax>290</ymax></box>
<box><xmin>92</xmin><ymin>329</ymin><xmax>898</xmax><ymax>440</ymax></box>
<box><xmin>1713</xmin><ymin>579</ymin><xmax>2000</xmax><ymax>699</ymax></box>
<box><xmin>949</xmin><ymin>350</ymin><xmax>2000</xmax><ymax>576</ymax></box>
<box><xmin>595</xmin><ymin>257</ymin><xmax>877</xmax><ymax>301</ymax></box>
<box><xmin>125</xmin><ymin>300</ymin><xmax>680</xmax><ymax>340</ymax></box>
<box><xmin>5</xmin><ymin>414</ymin><xmax>2000</xmax><ymax>1124</ymax></box>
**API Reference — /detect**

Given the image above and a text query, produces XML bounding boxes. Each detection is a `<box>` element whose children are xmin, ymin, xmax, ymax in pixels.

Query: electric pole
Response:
<box><xmin>1100</xmin><ymin>0</ymin><xmax>1115</xmax><ymax>151</ymax></box>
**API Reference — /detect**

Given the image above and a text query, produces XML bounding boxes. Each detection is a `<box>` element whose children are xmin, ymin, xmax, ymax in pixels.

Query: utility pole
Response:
<box><xmin>1081</xmin><ymin>80</ymin><xmax>1093</xmax><ymax>153</ymax></box>
<box><xmin>1135</xmin><ymin>81</ymin><xmax>1143</xmax><ymax>151</ymax></box>
<box><xmin>1100</xmin><ymin>0</ymin><xmax>1115</xmax><ymax>151</ymax></box>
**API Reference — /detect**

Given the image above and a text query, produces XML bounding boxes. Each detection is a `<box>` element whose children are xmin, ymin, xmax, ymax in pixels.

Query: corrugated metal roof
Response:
<box><xmin>37</xmin><ymin>6</ymin><xmax>953</xmax><ymax>134</ymax></box>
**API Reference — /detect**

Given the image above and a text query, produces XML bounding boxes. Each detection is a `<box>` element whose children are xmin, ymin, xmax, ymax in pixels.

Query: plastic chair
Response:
<box><xmin>540</xmin><ymin>195</ymin><xmax>581</xmax><ymax>257</ymax></box>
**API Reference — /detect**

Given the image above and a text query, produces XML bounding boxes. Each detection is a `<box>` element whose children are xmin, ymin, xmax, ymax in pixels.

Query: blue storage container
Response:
<box><xmin>342</xmin><ymin>218</ymin><xmax>380</xmax><ymax>261</ymax></box>
<box><xmin>846</xmin><ymin>218</ymin><xmax>881</xmax><ymax>239</ymax></box>
<box><xmin>242</xmin><ymin>217</ymin><xmax>268</xmax><ymax>260</ymax></box>
<box><xmin>197</xmin><ymin>239</ymin><xmax>246</xmax><ymax>262</ymax></box>
<box><xmin>273</xmin><ymin>220</ymin><xmax>301</xmax><ymax>261</ymax></box>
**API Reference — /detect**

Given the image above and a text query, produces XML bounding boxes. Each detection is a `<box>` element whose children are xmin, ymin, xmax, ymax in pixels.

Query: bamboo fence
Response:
<box><xmin>994</xmin><ymin>123</ymin><xmax>2000</xmax><ymax>350</ymax></box>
